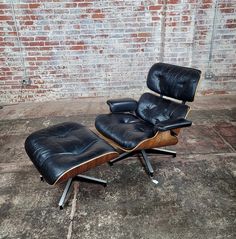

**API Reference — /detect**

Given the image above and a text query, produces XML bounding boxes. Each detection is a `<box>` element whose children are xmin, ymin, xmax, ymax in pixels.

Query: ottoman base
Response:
<box><xmin>58</xmin><ymin>174</ymin><xmax>107</xmax><ymax>210</ymax></box>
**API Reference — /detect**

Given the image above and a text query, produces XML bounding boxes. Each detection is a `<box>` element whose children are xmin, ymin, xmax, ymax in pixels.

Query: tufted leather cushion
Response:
<box><xmin>147</xmin><ymin>62</ymin><xmax>201</xmax><ymax>102</ymax></box>
<box><xmin>25</xmin><ymin>122</ymin><xmax>118</xmax><ymax>185</ymax></box>
<box><xmin>95</xmin><ymin>113</ymin><xmax>155</xmax><ymax>149</ymax></box>
<box><xmin>136</xmin><ymin>93</ymin><xmax>189</xmax><ymax>125</ymax></box>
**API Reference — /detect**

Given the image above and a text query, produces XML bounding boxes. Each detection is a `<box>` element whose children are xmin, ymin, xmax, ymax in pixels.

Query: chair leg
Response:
<box><xmin>108</xmin><ymin>151</ymin><xmax>136</xmax><ymax>165</ymax></box>
<box><xmin>58</xmin><ymin>178</ymin><xmax>73</xmax><ymax>210</ymax></box>
<box><xmin>75</xmin><ymin>174</ymin><xmax>107</xmax><ymax>187</ymax></box>
<box><xmin>109</xmin><ymin>148</ymin><xmax>176</xmax><ymax>167</ymax></box>
<box><xmin>146</xmin><ymin>148</ymin><xmax>176</xmax><ymax>157</ymax></box>
<box><xmin>140</xmin><ymin>150</ymin><xmax>154</xmax><ymax>177</ymax></box>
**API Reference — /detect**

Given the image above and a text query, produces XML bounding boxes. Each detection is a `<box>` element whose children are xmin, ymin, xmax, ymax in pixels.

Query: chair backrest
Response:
<box><xmin>147</xmin><ymin>62</ymin><xmax>201</xmax><ymax>102</ymax></box>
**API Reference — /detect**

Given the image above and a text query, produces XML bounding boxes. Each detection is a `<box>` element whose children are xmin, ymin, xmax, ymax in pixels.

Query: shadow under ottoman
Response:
<box><xmin>25</xmin><ymin>122</ymin><xmax>119</xmax><ymax>209</ymax></box>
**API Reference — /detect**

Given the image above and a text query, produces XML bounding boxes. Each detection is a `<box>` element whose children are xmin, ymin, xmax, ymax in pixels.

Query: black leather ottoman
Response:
<box><xmin>25</xmin><ymin>122</ymin><xmax>119</xmax><ymax>209</ymax></box>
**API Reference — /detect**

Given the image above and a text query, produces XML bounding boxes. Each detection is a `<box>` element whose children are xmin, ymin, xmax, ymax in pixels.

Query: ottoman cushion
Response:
<box><xmin>25</xmin><ymin>122</ymin><xmax>119</xmax><ymax>185</ymax></box>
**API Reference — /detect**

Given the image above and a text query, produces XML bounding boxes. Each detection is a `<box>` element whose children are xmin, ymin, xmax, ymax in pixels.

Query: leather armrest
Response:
<box><xmin>154</xmin><ymin>118</ymin><xmax>192</xmax><ymax>132</ymax></box>
<box><xmin>107</xmin><ymin>98</ymin><xmax>138</xmax><ymax>113</ymax></box>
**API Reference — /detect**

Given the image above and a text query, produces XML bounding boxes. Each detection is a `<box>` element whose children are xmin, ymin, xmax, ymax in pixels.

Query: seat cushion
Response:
<box><xmin>25</xmin><ymin>122</ymin><xmax>118</xmax><ymax>185</ymax></box>
<box><xmin>136</xmin><ymin>92</ymin><xmax>190</xmax><ymax>125</ymax></box>
<box><xmin>95</xmin><ymin>113</ymin><xmax>155</xmax><ymax>150</ymax></box>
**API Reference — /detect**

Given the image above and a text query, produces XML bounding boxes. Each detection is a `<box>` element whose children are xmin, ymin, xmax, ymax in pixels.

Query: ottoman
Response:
<box><xmin>25</xmin><ymin>122</ymin><xmax>119</xmax><ymax>209</ymax></box>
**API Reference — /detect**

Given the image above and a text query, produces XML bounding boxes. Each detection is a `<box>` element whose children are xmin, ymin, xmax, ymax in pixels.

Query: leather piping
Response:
<box><xmin>53</xmin><ymin>151</ymin><xmax>119</xmax><ymax>185</ymax></box>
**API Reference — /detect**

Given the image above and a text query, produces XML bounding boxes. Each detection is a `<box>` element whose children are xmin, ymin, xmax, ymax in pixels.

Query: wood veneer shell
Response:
<box><xmin>54</xmin><ymin>151</ymin><xmax>119</xmax><ymax>185</ymax></box>
<box><xmin>95</xmin><ymin>129</ymin><xmax>179</xmax><ymax>153</ymax></box>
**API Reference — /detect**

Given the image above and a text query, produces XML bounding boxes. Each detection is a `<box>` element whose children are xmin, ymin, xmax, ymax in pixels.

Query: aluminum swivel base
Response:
<box><xmin>108</xmin><ymin>148</ymin><xmax>176</xmax><ymax>179</ymax></box>
<box><xmin>57</xmin><ymin>174</ymin><xmax>107</xmax><ymax>209</ymax></box>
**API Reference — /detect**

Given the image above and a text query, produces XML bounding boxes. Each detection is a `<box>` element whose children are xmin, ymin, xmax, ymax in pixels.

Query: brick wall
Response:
<box><xmin>0</xmin><ymin>0</ymin><xmax>236</xmax><ymax>103</ymax></box>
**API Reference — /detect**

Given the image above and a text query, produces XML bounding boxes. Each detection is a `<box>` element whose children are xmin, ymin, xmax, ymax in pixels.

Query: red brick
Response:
<box><xmin>80</xmin><ymin>14</ymin><xmax>89</xmax><ymax>19</ymax></box>
<box><xmin>78</xmin><ymin>3</ymin><xmax>92</xmax><ymax>7</ymax></box>
<box><xmin>182</xmin><ymin>16</ymin><xmax>188</xmax><ymax>21</ymax></box>
<box><xmin>73</xmin><ymin>25</ymin><xmax>80</xmax><ymax>29</ymax></box>
<box><xmin>0</xmin><ymin>67</ymin><xmax>10</xmax><ymax>71</ymax></box>
<box><xmin>29</xmin><ymin>42</ymin><xmax>45</xmax><ymax>47</ymax></box>
<box><xmin>200</xmin><ymin>4</ymin><xmax>212</xmax><ymax>9</ymax></box>
<box><xmin>21</xmin><ymin>37</ymin><xmax>34</xmax><ymax>41</ymax></box>
<box><xmin>23</xmin><ymin>21</ymin><xmax>34</xmax><ymax>25</ymax></box>
<box><xmin>0</xmin><ymin>42</ymin><xmax>14</xmax><ymax>47</ymax></box>
<box><xmin>203</xmin><ymin>0</ymin><xmax>213</xmax><ymax>3</ymax></box>
<box><xmin>37</xmin><ymin>57</ymin><xmax>51</xmax><ymax>61</ymax></box>
<box><xmin>35</xmin><ymin>37</ymin><xmax>48</xmax><ymax>41</ymax></box>
<box><xmin>70</xmin><ymin>45</ymin><xmax>85</xmax><ymax>51</ymax></box>
<box><xmin>86</xmin><ymin>9</ymin><xmax>101</xmax><ymax>13</ymax></box>
<box><xmin>92</xmin><ymin>13</ymin><xmax>105</xmax><ymax>19</ymax></box>
<box><xmin>136</xmin><ymin>6</ymin><xmax>145</xmax><ymax>11</ymax></box>
<box><xmin>65</xmin><ymin>3</ymin><xmax>77</xmax><ymax>8</ymax></box>
<box><xmin>137</xmin><ymin>32</ymin><xmax>151</xmax><ymax>38</ymax></box>
<box><xmin>149</xmin><ymin>6</ymin><xmax>161</xmax><ymax>11</ymax></box>
<box><xmin>39</xmin><ymin>47</ymin><xmax>53</xmax><ymax>51</ymax></box>
<box><xmin>226</xmin><ymin>23</ymin><xmax>236</xmax><ymax>29</ymax></box>
<box><xmin>0</xmin><ymin>15</ymin><xmax>12</xmax><ymax>21</ymax></box>
<box><xmin>28</xmin><ymin>4</ymin><xmax>41</xmax><ymax>9</ymax></box>
<box><xmin>15</xmin><ymin>4</ymin><xmax>29</xmax><ymax>9</ymax></box>
<box><xmin>152</xmin><ymin>16</ymin><xmax>160</xmax><ymax>21</ymax></box>
<box><xmin>26</xmin><ymin>57</ymin><xmax>37</xmax><ymax>61</ymax></box>
<box><xmin>134</xmin><ymin>38</ymin><xmax>146</xmax><ymax>42</ymax></box>
<box><xmin>45</xmin><ymin>41</ymin><xmax>60</xmax><ymax>46</ymax></box>
<box><xmin>220</xmin><ymin>8</ymin><xmax>234</xmax><ymax>13</ymax></box>
<box><xmin>0</xmin><ymin>4</ymin><xmax>11</xmax><ymax>9</ymax></box>
<box><xmin>18</xmin><ymin>16</ymin><xmax>31</xmax><ymax>21</ymax></box>
<box><xmin>167</xmin><ymin>0</ymin><xmax>180</xmax><ymax>4</ymax></box>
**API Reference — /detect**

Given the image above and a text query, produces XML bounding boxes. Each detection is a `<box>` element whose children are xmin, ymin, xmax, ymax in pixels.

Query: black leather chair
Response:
<box><xmin>25</xmin><ymin>62</ymin><xmax>201</xmax><ymax>209</ymax></box>
<box><xmin>95</xmin><ymin>63</ymin><xmax>201</xmax><ymax>181</ymax></box>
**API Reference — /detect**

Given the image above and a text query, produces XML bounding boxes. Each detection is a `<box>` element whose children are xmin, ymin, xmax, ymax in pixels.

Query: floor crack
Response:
<box><xmin>66</xmin><ymin>182</ymin><xmax>79</xmax><ymax>239</ymax></box>
<box><xmin>212</xmin><ymin>127</ymin><xmax>236</xmax><ymax>152</ymax></box>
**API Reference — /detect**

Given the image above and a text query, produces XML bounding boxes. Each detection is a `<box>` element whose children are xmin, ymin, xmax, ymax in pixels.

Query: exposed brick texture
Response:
<box><xmin>0</xmin><ymin>0</ymin><xmax>236</xmax><ymax>103</ymax></box>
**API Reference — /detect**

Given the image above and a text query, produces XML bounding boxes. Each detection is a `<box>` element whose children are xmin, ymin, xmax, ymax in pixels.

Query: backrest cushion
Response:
<box><xmin>136</xmin><ymin>93</ymin><xmax>189</xmax><ymax>125</ymax></box>
<box><xmin>147</xmin><ymin>62</ymin><xmax>201</xmax><ymax>102</ymax></box>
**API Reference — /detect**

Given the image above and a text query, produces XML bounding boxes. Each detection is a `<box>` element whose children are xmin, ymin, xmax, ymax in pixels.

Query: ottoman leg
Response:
<box><xmin>58</xmin><ymin>175</ymin><xmax>107</xmax><ymax>209</ymax></box>
<box><xmin>75</xmin><ymin>174</ymin><xmax>107</xmax><ymax>187</ymax></box>
<box><xmin>58</xmin><ymin>178</ymin><xmax>73</xmax><ymax>210</ymax></box>
<box><xmin>40</xmin><ymin>175</ymin><xmax>44</xmax><ymax>182</ymax></box>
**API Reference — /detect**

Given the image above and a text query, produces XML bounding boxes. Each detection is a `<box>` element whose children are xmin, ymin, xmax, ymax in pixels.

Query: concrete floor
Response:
<box><xmin>0</xmin><ymin>94</ymin><xmax>236</xmax><ymax>239</ymax></box>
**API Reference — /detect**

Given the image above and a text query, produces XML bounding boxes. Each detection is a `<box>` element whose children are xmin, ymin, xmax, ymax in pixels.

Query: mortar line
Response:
<box><xmin>159</xmin><ymin>0</ymin><xmax>167</xmax><ymax>62</ymax></box>
<box><xmin>207</xmin><ymin>0</ymin><xmax>219</xmax><ymax>70</ymax></box>
<box><xmin>10</xmin><ymin>1</ymin><xmax>28</xmax><ymax>82</ymax></box>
